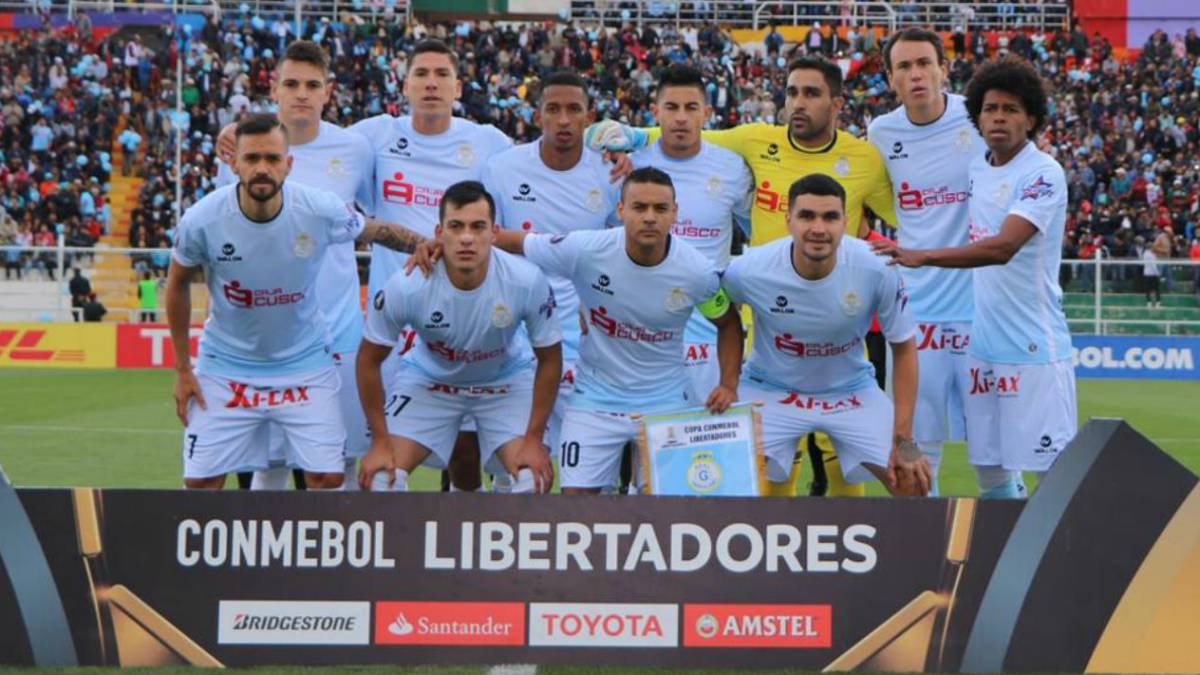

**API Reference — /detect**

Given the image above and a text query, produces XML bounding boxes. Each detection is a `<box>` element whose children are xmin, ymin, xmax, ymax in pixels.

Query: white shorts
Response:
<box><xmin>684</xmin><ymin>341</ymin><xmax>719</xmax><ymax>403</ymax></box>
<box><xmin>556</xmin><ymin>407</ymin><xmax>640</xmax><ymax>489</ymax></box>
<box><xmin>384</xmin><ymin>368</ymin><xmax>532</xmax><ymax>472</ymax></box>
<box><xmin>913</xmin><ymin>322</ymin><xmax>970</xmax><ymax>443</ymax></box>
<box><xmin>546</xmin><ymin>359</ymin><xmax>577</xmax><ymax>452</ymax></box>
<box><xmin>742</xmin><ymin>379</ymin><xmax>892</xmax><ymax>484</ymax></box>
<box><xmin>963</xmin><ymin>356</ymin><xmax>1078</xmax><ymax>472</ymax></box>
<box><xmin>263</xmin><ymin>350</ymin><xmax>369</xmax><ymax>469</ymax></box>
<box><xmin>183</xmin><ymin>369</ymin><xmax>345</xmax><ymax>479</ymax></box>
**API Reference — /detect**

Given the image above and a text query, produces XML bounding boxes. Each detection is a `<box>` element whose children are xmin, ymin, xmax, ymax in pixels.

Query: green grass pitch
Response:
<box><xmin>0</xmin><ymin>368</ymin><xmax>1197</xmax><ymax>492</ymax></box>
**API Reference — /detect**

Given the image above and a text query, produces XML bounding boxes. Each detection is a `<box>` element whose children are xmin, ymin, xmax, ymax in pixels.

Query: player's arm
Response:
<box><xmin>520</xmin><ymin>342</ymin><xmax>563</xmax><ymax>492</ymax></box>
<box><xmin>355</xmin><ymin>338</ymin><xmax>396</xmax><ymax>489</ymax></box>
<box><xmin>356</xmin><ymin>216</ymin><xmax>429</xmax><ymax>254</ymax></box>
<box><xmin>165</xmin><ymin>259</ymin><xmax>204</xmax><ymax>426</ymax></box>
<box><xmin>697</xmin><ymin>286</ymin><xmax>742</xmax><ymax>413</ymax></box>
<box><xmin>887</xmin><ymin>336</ymin><xmax>928</xmax><ymax>495</ymax></box>
<box><xmin>877</xmin><ymin>214</ymin><xmax>1037</xmax><ymax>268</ymax></box>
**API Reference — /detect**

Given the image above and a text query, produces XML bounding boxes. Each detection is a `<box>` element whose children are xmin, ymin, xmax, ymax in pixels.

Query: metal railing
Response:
<box><xmin>39</xmin><ymin>0</ymin><xmax>411</xmax><ymax>25</ymax></box>
<box><xmin>568</xmin><ymin>0</ymin><xmax>1067</xmax><ymax>32</ymax></box>
<box><xmin>1061</xmin><ymin>257</ymin><xmax>1200</xmax><ymax>336</ymax></box>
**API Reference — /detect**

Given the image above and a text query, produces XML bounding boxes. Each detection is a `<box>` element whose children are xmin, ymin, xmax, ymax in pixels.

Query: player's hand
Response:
<box><xmin>173</xmin><ymin>368</ymin><xmax>205</xmax><ymax>426</ymax></box>
<box><xmin>605</xmin><ymin>150</ymin><xmax>633</xmax><ymax>183</ymax></box>
<box><xmin>359</xmin><ymin>436</ymin><xmax>396</xmax><ymax>490</ymax></box>
<box><xmin>887</xmin><ymin>435</ymin><xmax>931</xmax><ymax>496</ymax></box>
<box><xmin>871</xmin><ymin>239</ymin><xmax>928</xmax><ymax>268</ymax></box>
<box><xmin>514</xmin><ymin>435</ymin><xmax>555</xmax><ymax>493</ymax></box>
<box><xmin>705</xmin><ymin>384</ymin><xmax>737</xmax><ymax>414</ymax></box>
<box><xmin>216</xmin><ymin>122</ymin><xmax>237</xmax><ymax>164</ymax></box>
<box><xmin>403</xmin><ymin>239</ymin><xmax>442</xmax><ymax>277</ymax></box>
<box><xmin>584</xmin><ymin>120</ymin><xmax>647</xmax><ymax>153</ymax></box>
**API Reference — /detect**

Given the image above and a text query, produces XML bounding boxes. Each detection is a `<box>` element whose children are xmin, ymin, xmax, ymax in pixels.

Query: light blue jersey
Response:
<box><xmin>524</xmin><ymin>229</ymin><xmax>721</xmax><ymax>413</ymax></box>
<box><xmin>480</xmin><ymin>141</ymin><xmax>620</xmax><ymax>361</ymax></box>
<box><xmin>630</xmin><ymin>140</ymin><xmax>752</xmax><ymax>343</ymax></box>
<box><xmin>967</xmin><ymin>143</ymin><xmax>1072</xmax><ymax>364</ymax></box>
<box><xmin>363</xmin><ymin>248</ymin><xmax>560</xmax><ymax>385</ymax></box>
<box><xmin>172</xmin><ymin>183</ymin><xmax>365</xmax><ymax>378</ymax></box>
<box><xmin>723</xmin><ymin>237</ymin><xmax>915</xmax><ymax>395</ymax></box>
<box><xmin>217</xmin><ymin>121</ymin><xmax>374</xmax><ymax>353</ymax></box>
<box><xmin>349</xmin><ymin>115</ymin><xmax>512</xmax><ymax>300</ymax></box>
<box><xmin>868</xmin><ymin>94</ymin><xmax>983</xmax><ymax>324</ymax></box>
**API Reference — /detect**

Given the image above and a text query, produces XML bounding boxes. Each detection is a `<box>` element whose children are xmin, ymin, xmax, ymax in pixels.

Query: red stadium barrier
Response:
<box><xmin>115</xmin><ymin>323</ymin><xmax>201</xmax><ymax>369</ymax></box>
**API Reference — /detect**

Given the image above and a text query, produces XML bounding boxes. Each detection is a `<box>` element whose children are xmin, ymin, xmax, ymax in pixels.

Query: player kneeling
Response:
<box><xmin>357</xmin><ymin>181</ymin><xmax>561</xmax><ymax>493</ymax></box>
<box><xmin>723</xmin><ymin>174</ymin><xmax>930</xmax><ymax>496</ymax></box>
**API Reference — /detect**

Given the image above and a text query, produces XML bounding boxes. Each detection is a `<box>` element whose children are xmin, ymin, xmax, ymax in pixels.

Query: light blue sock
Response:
<box><xmin>920</xmin><ymin>441</ymin><xmax>943</xmax><ymax>497</ymax></box>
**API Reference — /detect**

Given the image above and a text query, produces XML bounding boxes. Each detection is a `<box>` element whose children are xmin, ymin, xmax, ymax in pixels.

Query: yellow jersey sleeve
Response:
<box><xmin>863</xmin><ymin>142</ymin><xmax>897</xmax><ymax>226</ymax></box>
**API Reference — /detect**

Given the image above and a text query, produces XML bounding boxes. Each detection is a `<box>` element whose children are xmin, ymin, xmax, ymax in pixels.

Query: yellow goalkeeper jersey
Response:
<box><xmin>648</xmin><ymin>124</ymin><xmax>896</xmax><ymax>246</ymax></box>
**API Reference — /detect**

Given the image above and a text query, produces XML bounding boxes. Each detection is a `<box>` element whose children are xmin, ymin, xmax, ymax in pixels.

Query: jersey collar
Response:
<box><xmin>788</xmin><ymin>129</ymin><xmax>838</xmax><ymax>155</ymax></box>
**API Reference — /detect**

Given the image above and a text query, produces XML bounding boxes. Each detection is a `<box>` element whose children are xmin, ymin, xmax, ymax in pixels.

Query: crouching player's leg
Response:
<box><xmin>474</xmin><ymin>343</ymin><xmax>561</xmax><ymax>494</ymax></box>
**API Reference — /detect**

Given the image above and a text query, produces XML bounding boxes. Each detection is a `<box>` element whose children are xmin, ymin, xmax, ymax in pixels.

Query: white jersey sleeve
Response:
<box><xmin>171</xmin><ymin>209</ymin><xmax>208</xmax><ymax>268</ymax></box>
<box><xmin>524</xmin><ymin>231</ymin><xmax>583</xmax><ymax>279</ymax></box>
<box><xmin>522</xmin><ymin>268</ymin><xmax>561</xmax><ymax>349</ymax></box>
<box><xmin>308</xmin><ymin>188</ymin><xmax>365</xmax><ymax>245</ymax></box>
<box><xmin>876</xmin><ymin>267</ymin><xmax>916</xmax><ymax>344</ymax></box>
<box><xmin>1008</xmin><ymin>164</ymin><xmax>1068</xmax><ymax>234</ymax></box>
<box><xmin>214</xmin><ymin>160</ymin><xmax>236</xmax><ymax>188</ymax></box>
<box><xmin>364</xmin><ymin>273</ymin><xmax>413</xmax><ymax>348</ymax></box>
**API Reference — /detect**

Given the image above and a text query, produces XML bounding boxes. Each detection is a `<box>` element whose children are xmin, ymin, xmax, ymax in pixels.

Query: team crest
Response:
<box><xmin>994</xmin><ymin>181</ymin><xmax>1011</xmax><ymax>202</ymax></box>
<box><xmin>664</xmin><ymin>287</ymin><xmax>690</xmax><ymax>312</ymax></box>
<box><xmin>455</xmin><ymin>143</ymin><xmax>476</xmax><ymax>167</ymax></box>
<box><xmin>833</xmin><ymin>156</ymin><xmax>850</xmax><ymax>177</ymax></box>
<box><xmin>841</xmin><ymin>289</ymin><xmax>863</xmax><ymax>316</ymax></box>
<box><xmin>705</xmin><ymin>176</ymin><xmax>723</xmax><ymax>197</ymax></box>
<box><xmin>584</xmin><ymin>187</ymin><xmax>604</xmax><ymax>213</ymax></box>
<box><xmin>955</xmin><ymin>128</ymin><xmax>973</xmax><ymax>153</ymax></box>
<box><xmin>491</xmin><ymin>302</ymin><xmax>514</xmax><ymax>329</ymax></box>
<box><xmin>326</xmin><ymin>157</ymin><xmax>347</xmax><ymax>177</ymax></box>
<box><xmin>293</xmin><ymin>233</ymin><xmax>315</xmax><ymax>259</ymax></box>
<box><xmin>686</xmin><ymin>450</ymin><xmax>721</xmax><ymax>493</ymax></box>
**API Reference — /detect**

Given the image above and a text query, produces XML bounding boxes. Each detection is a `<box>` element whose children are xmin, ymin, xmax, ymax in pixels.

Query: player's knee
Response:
<box><xmin>304</xmin><ymin>472</ymin><xmax>344</xmax><ymax>490</ymax></box>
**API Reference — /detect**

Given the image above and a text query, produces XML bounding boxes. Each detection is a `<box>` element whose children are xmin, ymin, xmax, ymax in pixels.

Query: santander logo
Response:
<box><xmin>373</xmin><ymin>602</ymin><xmax>523</xmax><ymax>646</ymax></box>
<box><xmin>387</xmin><ymin>613</ymin><xmax>414</xmax><ymax>636</ymax></box>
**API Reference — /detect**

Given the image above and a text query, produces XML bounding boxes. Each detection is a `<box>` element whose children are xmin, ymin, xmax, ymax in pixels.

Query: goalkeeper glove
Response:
<box><xmin>584</xmin><ymin>119</ymin><xmax>649</xmax><ymax>153</ymax></box>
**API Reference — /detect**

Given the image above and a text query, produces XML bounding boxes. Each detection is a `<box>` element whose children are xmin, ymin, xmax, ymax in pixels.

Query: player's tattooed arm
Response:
<box><xmin>887</xmin><ymin>337</ymin><xmax>931</xmax><ymax>495</ymax></box>
<box><xmin>358</xmin><ymin>217</ymin><xmax>427</xmax><ymax>253</ymax></box>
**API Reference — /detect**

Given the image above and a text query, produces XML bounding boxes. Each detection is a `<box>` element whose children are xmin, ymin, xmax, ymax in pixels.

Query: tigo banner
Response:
<box><xmin>0</xmin><ymin>323</ymin><xmax>115</xmax><ymax>368</ymax></box>
<box><xmin>116</xmin><ymin>324</ymin><xmax>201</xmax><ymax>368</ymax></box>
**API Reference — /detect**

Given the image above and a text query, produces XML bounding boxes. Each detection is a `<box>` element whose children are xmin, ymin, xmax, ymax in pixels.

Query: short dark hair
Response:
<box><xmin>539</xmin><ymin>70</ymin><xmax>590</xmax><ymax>107</ymax></box>
<box><xmin>235</xmin><ymin>114</ymin><xmax>289</xmax><ymax>144</ymax></box>
<box><xmin>410</xmin><ymin>39</ymin><xmax>459</xmax><ymax>71</ymax></box>
<box><xmin>280</xmin><ymin>39</ymin><xmax>329</xmax><ymax>74</ymax></box>
<box><xmin>964</xmin><ymin>56</ymin><xmax>1048</xmax><ymax>139</ymax></box>
<box><xmin>883</xmin><ymin>27</ymin><xmax>946</xmax><ymax>72</ymax></box>
<box><xmin>621</xmin><ymin>166</ymin><xmax>675</xmax><ymax>200</ymax></box>
<box><xmin>439</xmin><ymin>180</ymin><xmax>495</xmax><ymax>222</ymax></box>
<box><xmin>656</xmin><ymin>64</ymin><xmax>706</xmax><ymax>98</ymax></box>
<box><xmin>787</xmin><ymin>57</ymin><xmax>843</xmax><ymax>97</ymax></box>
<box><xmin>788</xmin><ymin>173</ymin><xmax>846</xmax><ymax>212</ymax></box>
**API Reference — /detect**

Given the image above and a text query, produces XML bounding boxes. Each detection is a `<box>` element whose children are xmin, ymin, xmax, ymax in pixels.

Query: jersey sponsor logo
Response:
<box><xmin>425</xmin><ymin>310</ymin><xmax>449</xmax><ymax>329</ymax></box>
<box><xmin>684</xmin><ymin>343</ymin><xmax>711</xmax><ymax>362</ymax></box>
<box><xmin>538</xmin><ymin>288</ymin><xmax>557</xmax><ymax>319</ymax></box>
<box><xmin>589</xmin><ymin>306</ymin><xmax>675</xmax><ymax>343</ymax></box>
<box><xmin>395</xmin><ymin>328</ymin><xmax>419</xmax><ymax>357</ymax></box>
<box><xmin>591</xmin><ymin>273</ymin><xmax>614</xmax><ymax>295</ymax></box>
<box><xmin>1020</xmin><ymin>175</ymin><xmax>1054</xmax><ymax>201</ymax></box>
<box><xmin>222</xmin><ymin>281</ymin><xmax>305</xmax><ymax>308</ymax></box>
<box><xmin>671</xmin><ymin>219</ymin><xmax>722</xmax><ymax>239</ymax></box>
<box><xmin>373</xmin><ymin>290</ymin><xmax>385</xmax><ymax>311</ymax></box>
<box><xmin>381</xmin><ymin>171</ymin><xmax>443</xmax><ymax>208</ymax></box>
<box><xmin>755</xmin><ymin>180</ymin><xmax>787</xmax><ymax>214</ymax></box>
<box><xmin>1035</xmin><ymin>433</ymin><xmax>1060</xmax><ymax>455</ymax></box>
<box><xmin>428</xmin><ymin>382</ymin><xmax>512</xmax><ymax>396</ymax></box>
<box><xmin>549</xmin><ymin>234</ymin><xmax>567</xmax><ymax>244</ymax></box>
<box><xmin>773</xmin><ymin>333</ymin><xmax>862</xmax><ymax>358</ymax></box>
<box><xmin>968</xmin><ymin>366</ymin><xmax>1020</xmax><ymax>396</ymax></box>
<box><xmin>217</xmin><ymin>242</ymin><xmax>242</xmax><ymax>262</ymax></box>
<box><xmin>683</xmin><ymin>604</ymin><xmax>832</xmax><ymax>648</ymax></box>
<box><xmin>771</xmin><ymin>295</ymin><xmax>794</xmax><ymax>314</ymax></box>
<box><xmin>897</xmin><ymin>182</ymin><xmax>969</xmax><ymax>212</ymax></box>
<box><xmin>916</xmin><ymin>324</ymin><xmax>969</xmax><ymax>352</ymax></box>
<box><xmin>425</xmin><ymin>341</ymin><xmax>505</xmax><ymax>365</ymax></box>
<box><xmin>513</xmin><ymin>182</ymin><xmax>536</xmax><ymax>202</ymax></box>
<box><xmin>225</xmin><ymin>381</ymin><xmax>311</xmax><ymax>409</ymax></box>
<box><xmin>778</xmin><ymin>391</ymin><xmax>862</xmax><ymax>414</ymax></box>
<box><xmin>217</xmin><ymin>600</ymin><xmax>370</xmax><ymax>645</ymax></box>
<box><xmin>888</xmin><ymin>141</ymin><xmax>908</xmax><ymax>160</ymax></box>
<box><xmin>528</xmin><ymin>603</ymin><xmax>678</xmax><ymax>647</ymax></box>
<box><xmin>967</xmin><ymin>218</ymin><xmax>991</xmax><ymax>243</ymax></box>
<box><xmin>374</xmin><ymin>601</ymin><xmax>524</xmax><ymax>646</ymax></box>
<box><xmin>390</xmin><ymin>137</ymin><xmax>410</xmax><ymax>156</ymax></box>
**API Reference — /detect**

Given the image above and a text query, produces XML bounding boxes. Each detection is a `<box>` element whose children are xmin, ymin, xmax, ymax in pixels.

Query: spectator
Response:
<box><xmin>68</xmin><ymin>267</ymin><xmax>90</xmax><ymax>321</ymax></box>
<box><xmin>1143</xmin><ymin>238</ymin><xmax>1162</xmax><ymax>308</ymax></box>
<box><xmin>81</xmin><ymin>292</ymin><xmax>106</xmax><ymax>322</ymax></box>
<box><xmin>137</xmin><ymin>270</ymin><xmax>158</xmax><ymax>323</ymax></box>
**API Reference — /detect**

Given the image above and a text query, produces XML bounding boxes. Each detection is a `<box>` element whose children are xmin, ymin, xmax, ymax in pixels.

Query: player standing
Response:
<box><xmin>495</xmin><ymin>167</ymin><xmax>744</xmax><ymax>493</ymax></box>
<box><xmin>167</xmin><ymin>115</ymin><xmax>428</xmax><ymax>489</ymax></box>
<box><xmin>867</xmin><ymin>28</ymin><xmax>1010</xmax><ymax>497</ymax></box>
<box><xmin>724</xmin><ymin>174</ymin><xmax>929</xmax><ymax>495</ymax></box>
<box><xmin>629</xmin><ymin>65</ymin><xmax>753</xmax><ymax>398</ymax></box>
<box><xmin>480</xmin><ymin>70</ymin><xmax>621</xmax><ymax>452</ymax></box>
<box><xmin>357</xmin><ymin>181</ymin><xmax>561</xmax><ymax>493</ymax></box>
<box><xmin>876</xmin><ymin>57</ymin><xmax>1076</xmax><ymax>492</ymax></box>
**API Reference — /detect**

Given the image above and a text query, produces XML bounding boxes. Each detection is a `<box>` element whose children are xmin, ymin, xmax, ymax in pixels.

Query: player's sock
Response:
<box><xmin>919</xmin><ymin>441</ymin><xmax>943</xmax><ymax>497</ymax></box>
<box><xmin>510</xmin><ymin>468</ymin><xmax>537</xmax><ymax>494</ymax></box>
<box><xmin>341</xmin><ymin>459</ymin><xmax>359</xmax><ymax>492</ymax></box>
<box><xmin>764</xmin><ymin>480</ymin><xmax>794</xmax><ymax>497</ymax></box>
<box><xmin>975</xmin><ymin>465</ymin><xmax>1020</xmax><ymax>499</ymax></box>
<box><xmin>250</xmin><ymin>467</ymin><xmax>290</xmax><ymax>490</ymax></box>
<box><xmin>491</xmin><ymin>472</ymin><xmax>513</xmax><ymax>494</ymax></box>
<box><xmin>370</xmin><ymin>468</ymin><xmax>408</xmax><ymax>492</ymax></box>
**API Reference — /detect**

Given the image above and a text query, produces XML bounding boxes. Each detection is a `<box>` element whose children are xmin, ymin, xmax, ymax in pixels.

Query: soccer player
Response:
<box><xmin>356</xmin><ymin>181</ymin><xmax>561</xmax><ymax>493</ymax></box>
<box><xmin>875</xmin><ymin>57</ymin><xmax>1076</xmax><ymax>493</ymax></box>
<box><xmin>480</xmin><ymin>70</ymin><xmax>621</xmax><ymax>452</ymax></box>
<box><xmin>630</xmin><ymin>65</ymin><xmax>752</xmax><ymax>398</ymax></box>
<box><xmin>867</xmin><ymin>28</ymin><xmax>1001</xmax><ymax>497</ymax></box>
<box><xmin>724</xmin><ymin>173</ymin><xmax>929</xmax><ymax>496</ymax></box>
<box><xmin>587</xmin><ymin>56</ymin><xmax>896</xmax><ymax>497</ymax></box>
<box><xmin>493</xmin><ymin>167</ymin><xmax>744</xmax><ymax>494</ymax></box>
<box><xmin>167</xmin><ymin>114</ymin><xmax>428</xmax><ymax>490</ymax></box>
<box><xmin>217</xmin><ymin>40</ymin><xmax>381</xmax><ymax>491</ymax></box>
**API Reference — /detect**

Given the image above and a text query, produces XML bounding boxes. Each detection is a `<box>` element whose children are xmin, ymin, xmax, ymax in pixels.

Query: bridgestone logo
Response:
<box><xmin>218</xmin><ymin>601</ymin><xmax>370</xmax><ymax>645</ymax></box>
